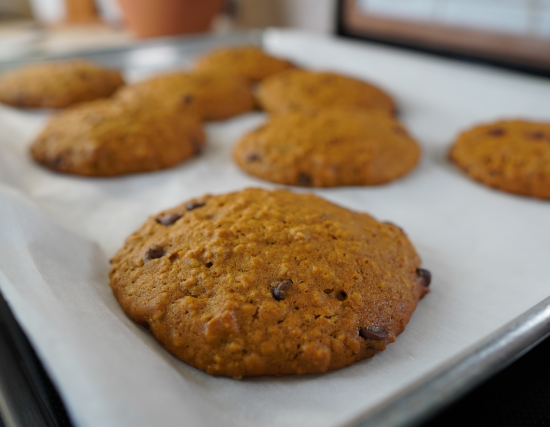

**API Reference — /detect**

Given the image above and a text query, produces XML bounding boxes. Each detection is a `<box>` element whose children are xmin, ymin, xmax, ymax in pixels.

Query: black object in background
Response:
<box><xmin>336</xmin><ymin>0</ymin><xmax>550</xmax><ymax>79</ymax></box>
<box><xmin>0</xmin><ymin>291</ymin><xmax>72</xmax><ymax>427</ymax></box>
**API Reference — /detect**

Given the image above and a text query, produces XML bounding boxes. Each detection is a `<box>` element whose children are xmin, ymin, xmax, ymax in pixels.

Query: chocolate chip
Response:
<box><xmin>296</xmin><ymin>173</ymin><xmax>312</xmax><ymax>186</ymax></box>
<box><xmin>205</xmin><ymin>262</ymin><xmax>213</xmax><ymax>268</ymax></box>
<box><xmin>416</xmin><ymin>268</ymin><xmax>432</xmax><ymax>287</ymax></box>
<box><xmin>186</xmin><ymin>201</ymin><xmax>206</xmax><ymax>211</ymax></box>
<box><xmin>336</xmin><ymin>290</ymin><xmax>347</xmax><ymax>301</ymax></box>
<box><xmin>156</xmin><ymin>213</ymin><xmax>181</xmax><ymax>226</ymax></box>
<box><xmin>182</xmin><ymin>94</ymin><xmax>194</xmax><ymax>105</ymax></box>
<box><xmin>488</xmin><ymin>128</ymin><xmax>505</xmax><ymax>136</ymax></box>
<box><xmin>191</xmin><ymin>137</ymin><xmax>203</xmax><ymax>155</ymax></box>
<box><xmin>384</xmin><ymin>221</ymin><xmax>403</xmax><ymax>232</ymax></box>
<box><xmin>144</xmin><ymin>246</ymin><xmax>164</xmax><ymax>261</ymax></box>
<box><xmin>528</xmin><ymin>131</ymin><xmax>547</xmax><ymax>140</ymax></box>
<box><xmin>271</xmin><ymin>279</ymin><xmax>292</xmax><ymax>301</ymax></box>
<box><xmin>359</xmin><ymin>328</ymin><xmax>388</xmax><ymax>340</ymax></box>
<box><xmin>247</xmin><ymin>153</ymin><xmax>261</xmax><ymax>162</ymax></box>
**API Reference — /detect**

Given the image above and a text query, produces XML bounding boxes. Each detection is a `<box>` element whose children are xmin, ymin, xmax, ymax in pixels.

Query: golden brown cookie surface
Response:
<box><xmin>192</xmin><ymin>46</ymin><xmax>294</xmax><ymax>82</ymax></box>
<box><xmin>256</xmin><ymin>69</ymin><xmax>395</xmax><ymax>115</ymax></box>
<box><xmin>450</xmin><ymin>120</ymin><xmax>550</xmax><ymax>199</ymax></box>
<box><xmin>30</xmin><ymin>99</ymin><xmax>205</xmax><ymax>177</ymax></box>
<box><xmin>115</xmin><ymin>71</ymin><xmax>254</xmax><ymax>121</ymax></box>
<box><xmin>109</xmin><ymin>188</ymin><xmax>430</xmax><ymax>377</ymax></box>
<box><xmin>233</xmin><ymin>110</ymin><xmax>420</xmax><ymax>187</ymax></box>
<box><xmin>0</xmin><ymin>59</ymin><xmax>124</xmax><ymax>109</ymax></box>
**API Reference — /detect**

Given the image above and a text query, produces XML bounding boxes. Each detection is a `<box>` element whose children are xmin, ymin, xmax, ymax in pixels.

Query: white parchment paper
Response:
<box><xmin>0</xmin><ymin>29</ymin><xmax>549</xmax><ymax>427</ymax></box>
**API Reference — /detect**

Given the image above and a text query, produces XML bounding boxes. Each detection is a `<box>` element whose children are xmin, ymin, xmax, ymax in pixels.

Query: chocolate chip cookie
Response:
<box><xmin>0</xmin><ymin>59</ymin><xmax>124</xmax><ymax>109</ymax></box>
<box><xmin>256</xmin><ymin>69</ymin><xmax>395</xmax><ymax>115</ymax></box>
<box><xmin>115</xmin><ymin>71</ymin><xmax>254</xmax><ymax>121</ymax></box>
<box><xmin>30</xmin><ymin>99</ymin><xmax>205</xmax><ymax>176</ymax></box>
<box><xmin>450</xmin><ymin>119</ymin><xmax>550</xmax><ymax>199</ymax></box>
<box><xmin>109</xmin><ymin>188</ymin><xmax>430</xmax><ymax>377</ymax></box>
<box><xmin>192</xmin><ymin>46</ymin><xmax>295</xmax><ymax>82</ymax></box>
<box><xmin>233</xmin><ymin>110</ymin><xmax>420</xmax><ymax>187</ymax></box>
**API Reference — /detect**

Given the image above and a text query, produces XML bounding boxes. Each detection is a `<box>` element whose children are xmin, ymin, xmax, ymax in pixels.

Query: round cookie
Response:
<box><xmin>256</xmin><ymin>69</ymin><xmax>395</xmax><ymax>115</ymax></box>
<box><xmin>233</xmin><ymin>110</ymin><xmax>420</xmax><ymax>187</ymax></box>
<box><xmin>30</xmin><ymin>99</ymin><xmax>205</xmax><ymax>177</ymax></box>
<box><xmin>449</xmin><ymin>120</ymin><xmax>550</xmax><ymax>199</ymax></box>
<box><xmin>115</xmin><ymin>71</ymin><xmax>254</xmax><ymax>121</ymax></box>
<box><xmin>192</xmin><ymin>46</ymin><xmax>295</xmax><ymax>82</ymax></box>
<box><xmin>0</xmin><ymin>59</ymin><xmax>124</xmax><ymax>109</ymax></box>
<box><xmin>109</xmin><ymin>188</ymin><xmax>430</xmax><ymax>377</ymax></box>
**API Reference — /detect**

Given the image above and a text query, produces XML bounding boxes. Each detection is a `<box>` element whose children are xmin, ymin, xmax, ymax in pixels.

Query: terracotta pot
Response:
<box><xmin>117</xmin><ymin>0</ymin><xmax>224</xmax><ymax>38</ymax></box>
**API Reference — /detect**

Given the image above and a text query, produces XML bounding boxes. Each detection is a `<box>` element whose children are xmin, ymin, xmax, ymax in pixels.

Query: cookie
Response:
<box><xmin>449</xmin><ymin>119</ymin><xmax>550</xmax><ymax>199</ymax></box>
<box><xmin>0</xmin><ymin>59</ymin><xmax>124</xmax><ymax>109</ymax></box>
<box><xmin>30</xmin><ymin>99</ymin><xmax>205</xmax><ymax>177</ymax></box>
<box><xmin>192</xmin><ymin>46</ymin><xmax>295</xmax><ymax>82</ymax></box>
<box><xmin>256</xmin><ymin>69</ymin><xmax>395</xmax><ymax>115</ymax></box>
<box><xmin>233</xmin><ymin>110</ymin><xmax>420</xmax><ymax>187</ymax></box>
<box><xmin>115</xmin><ymin>71</ymin><xmax>254</xmax><ymax>121</ymax></box>
<box><xmin>109</xmin><ymin>188</ymin><xmax>430</xmax><ymax>377</ymax></box>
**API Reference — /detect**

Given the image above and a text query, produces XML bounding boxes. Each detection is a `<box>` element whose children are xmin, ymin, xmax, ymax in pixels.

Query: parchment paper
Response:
<box><xmin>0</xmin><ymin>29</ymin><xmax>549</xmax><ymax>427</ymax></box>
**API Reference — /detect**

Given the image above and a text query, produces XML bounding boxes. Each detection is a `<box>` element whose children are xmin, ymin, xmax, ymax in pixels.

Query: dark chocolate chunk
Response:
<box><xmin>156</xmin><ymin>213</ymin><xmax>182</xmax><ymax>226</ymax></box>
<box><xmin>488</xmin><ymin>128</ymin><xmax>505</xmax><ymax>136</ymax></box>
<box><xmin>359</xmin><ymin>328</ymin><xmax>388</xmax><ymax>340</ymax></box>
<box><xmin>296</xmin><ymin>172</ymin><xmax>312</xmax><ymax>186</ymax></box>
<box><xmin>186</xmin><ymin>201</ymin><xmax>206</xmax><ymax>211</ymax></box>
<box><xmin>271</xmin><ymin>279</ymin><xmax>292</xmax><ymax>301</ymax></box>
<box><xmin>528</xmin><ymin>131</ymin><xmax>547</xmax><ymax>140</ymax></box>
<box><xmin>247</xmin><ymin>153</ymin><xmax>261</xmax><ymax>162</ymax></box>
<box><xmin>336</xmin><ymin>290</ymin><xmax>347</xmax><ymax>301</ymax></box>
<box><xmin>190</xmin><ymin>137</ymin><xmax>203</xmax><ymax>155</ymax></box>
<box><xmin>182</xmin><ymin>94</ymin><xmax>194</xmax><ymax>105</ymax></box>
<box><xmin>144</xmin><ymin>246</ymin><xmax>164</xmax><ymax>261</ymax></box>
<box><xmin>416</xmin><ymin>268</ymin><xmax>432</xmax><ymax>287</ymax></box>
<box><xmin>384</xmin><ymin>221</ymin><xmax>403</xmax><ymax>232</ymax></box>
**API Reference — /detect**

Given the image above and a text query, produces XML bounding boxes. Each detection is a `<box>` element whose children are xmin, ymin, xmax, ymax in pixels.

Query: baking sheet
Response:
<box><xmin>0</xmin><ymin>29</ymin><xmax>549</xmax><ymax>427</ymax></box>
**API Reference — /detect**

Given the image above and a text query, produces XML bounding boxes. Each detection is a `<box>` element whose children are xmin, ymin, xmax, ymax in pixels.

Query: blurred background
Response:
<box><xmin>0</xmin><ymin>0</ymin><xmax>549</xmax><ymax>74</ymax></box>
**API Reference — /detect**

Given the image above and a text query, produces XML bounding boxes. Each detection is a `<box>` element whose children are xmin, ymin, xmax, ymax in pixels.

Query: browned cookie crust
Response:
<box><xmin>0</xmin><ymin>59</ymin><xmax>124</xmax><ymax>109</ymax></box>
<box><xmin>233</xmin><ymin>110</ymin><xmax>420</xmax><ymax>187</ymax></box>
<box><xmin>115</xmin><ymin>71</ymin><xmax>255</xmax><ymax>121</ymax></box>
<box><xmin>109</xmin><ymin>188</ymin><xmax>430</xmax><ymax>377</ymax></box>
<box><xmin>30</xmin><ymin>99</ymin><xmax>205</xmax><ymax>177</ymax></box>
<box><xmin>192</xmin><ymin>46</ymin><xmax>295</xmax><ymax>82</ymax></box>
<box><xmin>256</xmin><ymin>69</ymin><xmax>395</xmax><ymax>115</ymax></box>
<box><xmin>450</xmin><ymin>120</ymin><xmax>550</xmax><ymax>199</ymax></box>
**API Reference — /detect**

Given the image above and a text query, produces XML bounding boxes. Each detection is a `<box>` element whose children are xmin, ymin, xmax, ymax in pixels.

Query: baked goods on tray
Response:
<box><xmin>0</xmin><ymin>59</ymin><xmax>124</xmax><ymax>109</ymax></box>
<box><xmin>450</xmin><ymin>119</ymin><xmax>550</xmax><ymax>199</ymax></box>
<box><xmin>30</xmin><ymin>99</ymin><xmax>205</xmax><ymax>177</ymax></box>
<box><xmin>115</xmin><ymin>71</ymin><xmax>255</xmax><ymax>121</ymax></box>
<box><xmin>192</xmin><ymin>46</ymin><xmax>295</xmax><ymax>83</ymax></box>
<box><xmin>256</xmin><ymin>69</ymin><xmax>396</xmax><ymax>115</ymax></box>
<box><xmin>109</xmin><ymin>188</ymin><xmax>430</xmax><ymax>377</ymax></box>
<box><xmin>233</xmin><ymin>110</ymin><xmax>420</xmax><ymax>186</ymax></box>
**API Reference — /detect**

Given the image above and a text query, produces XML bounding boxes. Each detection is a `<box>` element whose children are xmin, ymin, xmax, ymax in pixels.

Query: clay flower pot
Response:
<box><xmin>117</xmin><ymin>0</ymin><xmax>224</xmax><ymax>38</ymax></box>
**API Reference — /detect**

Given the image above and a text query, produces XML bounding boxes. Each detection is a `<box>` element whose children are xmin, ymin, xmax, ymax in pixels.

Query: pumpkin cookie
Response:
<box><xmin>0</xmin><ymin>59</ymin><xmax>124</xmax><ymax>109</ymax></box>
<box><xmin>450</xmin><ymin>119</ymin><xmax>550</xmax><ymax>199</ymax></box>
<box><xmin>115</xmin><ymin>71</ymin><xmax>254</xmax><ymax>121</ymax></box>
<box><xmin>233</xmin><ymin>110</ymin><xmax>420</xmax><ymax>187</ymax></box>
<box><xmin>30</xmin><ymin>99</ymin><xmax>205</xmax><ymax>177</ymax></box>
<box><xmin>256</xmin><ymin>69</ymin><xmax>395</xmax><ymax>115</ymax></box>
<box><xmin>109</xmin><ymin>188</ymin><xmax>430</xmax><ymax>377</ymax></box>
<box><xmin>192</xmin><ymin>46</ymin><xmax>294</xmax><ymax>82</ymax></box>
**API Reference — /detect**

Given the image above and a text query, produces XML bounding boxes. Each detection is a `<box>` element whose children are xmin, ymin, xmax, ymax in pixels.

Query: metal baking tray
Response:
<box><xmin>0</xmin><ymin>29</ymin><xmax>549</xmax><ymax>427</ymax></box>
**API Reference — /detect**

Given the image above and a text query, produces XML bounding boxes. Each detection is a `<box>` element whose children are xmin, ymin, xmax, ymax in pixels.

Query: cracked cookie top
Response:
<box><xmin>109</xmin><ymin>188</ymin><xmax>429</xmax><ymax>377</ymax></box>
